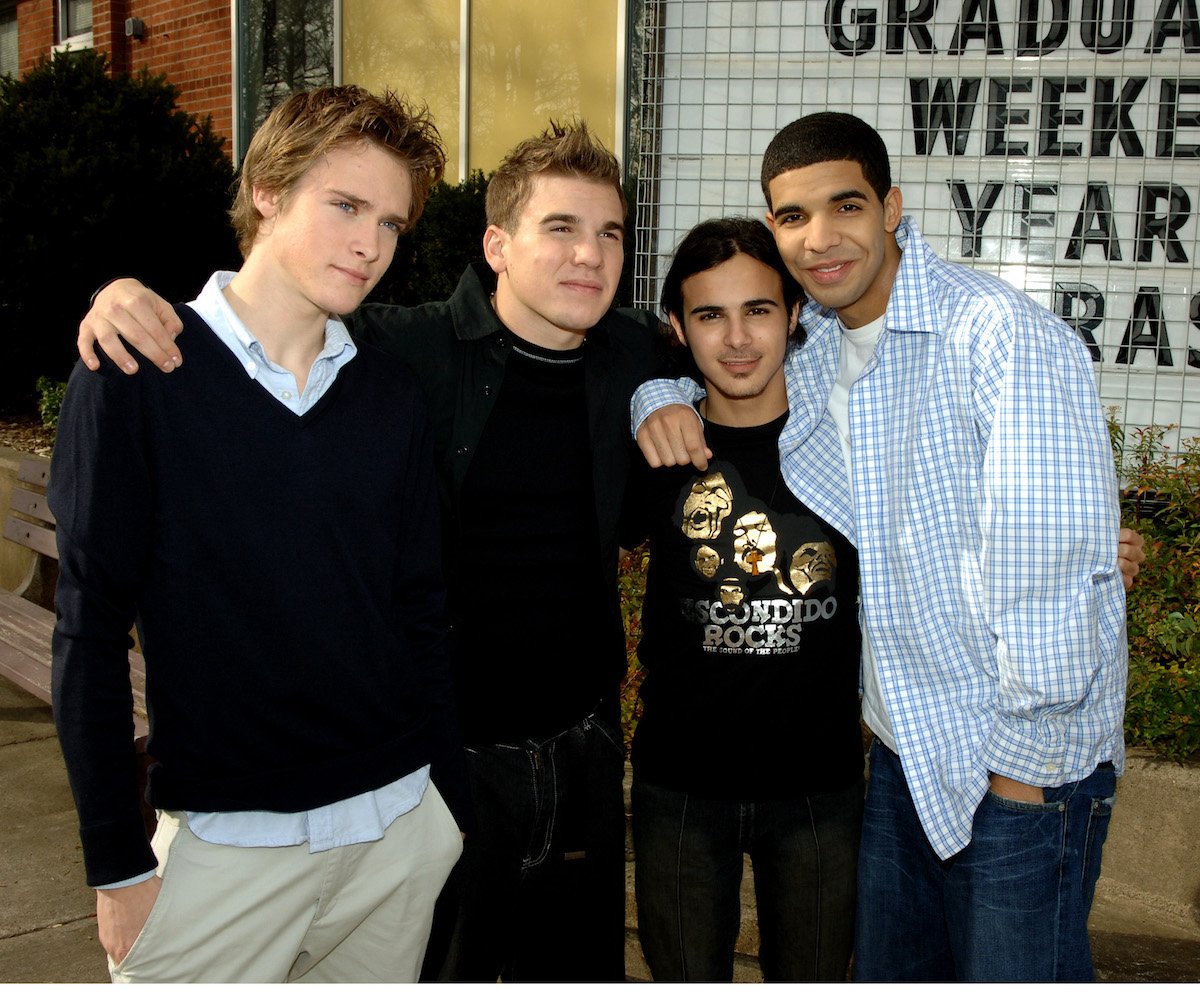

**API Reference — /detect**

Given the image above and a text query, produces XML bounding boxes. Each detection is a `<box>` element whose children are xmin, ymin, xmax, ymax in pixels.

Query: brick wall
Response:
<box><xmin>15</xmin><ymin>0</ymin><xmax>53</xmax><ymax>73</ymax></box>
<box><xmin>14</xmin><ymin>1</ymin><xmax>233</xmax><ymax>153</ymax></box>
<box><xmin>122</xmin><ymin>1</ymin><xmax>232</xmax><ymax>147</ymax></box>
<box><xmin>92</xmin><ymin>0</ymin><xmax>129</xmax><ymax>75</ymax></box>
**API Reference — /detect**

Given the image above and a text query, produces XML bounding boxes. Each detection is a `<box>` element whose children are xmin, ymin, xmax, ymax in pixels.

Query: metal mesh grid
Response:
<box><xmin>632</xmin><ymin>1</ymin><xmax>1200</xmax><ymax>447</ymax></box>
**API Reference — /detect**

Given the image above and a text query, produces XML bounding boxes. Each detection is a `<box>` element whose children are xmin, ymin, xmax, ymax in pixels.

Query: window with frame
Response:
<box><xmin>237</xmin><ymin>0</ymin><xmax>335</xmax><ymax>161</ymax></box>
<box><xmin>0</xmin><ymin>2</ymin><xmax>17</xmax><ymax>79</ymax></box>
<box><xmin>56</xmin><ymin>0</ymin><xmax>92</xmax><ymax>48</ymax></box>
<box><xmin>341</xmin><ymin>0</ymin><xmax>625</xmax><ymax>184</ymax></box>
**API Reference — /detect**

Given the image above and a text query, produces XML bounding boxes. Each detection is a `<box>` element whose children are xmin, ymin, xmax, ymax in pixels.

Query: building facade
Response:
<box><xmin>9</xmin><ymin>1</ymin><xmax>233</xmax><ymax>145</ymax></box>
<box><xmin>631</xmin><ymin>0</ymin><xmax>1200</xmax><ymax>446</ymax></box>
<box><xmin>6</xmin><ymin>1</ymin><xmax>1195</xmax><ymax>440</ymax></box>
<box><xmin>4</xmin><ymin>0</ymin><xmax>636</xmax><ymax>176</ymax></box>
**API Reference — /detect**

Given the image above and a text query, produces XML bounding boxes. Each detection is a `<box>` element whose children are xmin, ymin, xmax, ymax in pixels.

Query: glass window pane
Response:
<box><xmin>1</xmin><ymin>4</ymin><xmax>17</xmax><ymax>78</ymax></box>
<box><xmin>343</xmin><ymin>1</ymin><xmax>621</xmax><ymax>180</ymax></box>
<box><xmin>468</xmin><ymin>0</ymin><xmax>618</xmax><ymax>172</ymax></box>
<box><xmin>237</xmin><ymin>0</ymin><xmax>335</xmax><ymax>159</ymax></box>
<box><xmin>343</xmin><ymin>0</ymin><xmax>462</xmax><ymax>180</ymax></box>
<box><xmin>63</xmin><ymin>0</ymin><xmax>92</xmax><ymax>39</ymax></box>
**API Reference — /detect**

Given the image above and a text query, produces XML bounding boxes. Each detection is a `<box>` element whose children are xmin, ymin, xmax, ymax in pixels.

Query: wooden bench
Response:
<box><xmin>1</xmin><ymin>455</ymin><xmax>149</xmax><ymax>739</ymax></box>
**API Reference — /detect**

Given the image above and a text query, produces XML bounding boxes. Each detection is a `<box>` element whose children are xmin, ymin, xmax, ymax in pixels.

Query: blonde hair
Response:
<box><xmin>485</xmin><ymin>120</ymin><xmax>625</xmax><ymax>232</ymax></box>
<box><xmin>230</xmin><ymin>86</ymin><xmax>445</xmax><ymax>257</ymax></box>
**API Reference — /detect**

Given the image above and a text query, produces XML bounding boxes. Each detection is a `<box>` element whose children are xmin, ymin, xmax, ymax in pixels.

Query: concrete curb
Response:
<box><xmin>1097</xmin><ymin>748</ymin><xmax>1200</xmax><ymax>930</ymax></box>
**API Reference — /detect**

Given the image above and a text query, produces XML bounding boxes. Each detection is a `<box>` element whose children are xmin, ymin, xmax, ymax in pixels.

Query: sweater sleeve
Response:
<box><xmin>49</xmin><ymin>359</ymin><xmax>158</xmax><ymax>886</ymax></box>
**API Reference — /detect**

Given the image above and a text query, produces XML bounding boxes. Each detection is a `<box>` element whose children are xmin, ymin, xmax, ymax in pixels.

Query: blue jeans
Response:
<box><xmin>420</xmin><ymin>708</ymin><xmax>627</xmax><ymax>982</ymax></box>
<box><xmin>632</xmin><ymin>776</ymin><xmax>863</xmax><ymax>982</ymax></box>
<box><xmin>854</xmin><ymin>740</ymin><xmax>1117</xmax><ymax>982</ymax></box>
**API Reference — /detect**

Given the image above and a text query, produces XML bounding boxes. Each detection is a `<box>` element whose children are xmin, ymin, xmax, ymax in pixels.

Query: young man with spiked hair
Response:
<box><xmin>75</xmin><ymin>120</ymin><xmax>663</xmax><ymax>982</ymax></box>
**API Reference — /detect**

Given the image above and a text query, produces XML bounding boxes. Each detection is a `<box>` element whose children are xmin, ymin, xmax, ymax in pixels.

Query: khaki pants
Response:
<box><xmin>109</xmin><ymin>782</ymin><xmax>462</xmax><ymax>983</ymax></box>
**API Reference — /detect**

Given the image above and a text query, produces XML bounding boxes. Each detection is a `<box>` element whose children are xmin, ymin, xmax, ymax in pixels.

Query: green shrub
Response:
<box><xmin>35</xmin><ymin>376</ymin><xmax>66</xmax><ymax>431</ymax></box>
<box><xmin>1110</xmin><ymin>414</ymin><xmax>1200</xmax><ymax>763</ymax></box>
<box><xmin>0</xmin><ymin>51</ymin><xmax>237</xmax><ymax>415</ymax></box>
<box><xmin>368</xmin><ymin>171</ymin><xmax>491</xmax><ymax>307</ymax></box>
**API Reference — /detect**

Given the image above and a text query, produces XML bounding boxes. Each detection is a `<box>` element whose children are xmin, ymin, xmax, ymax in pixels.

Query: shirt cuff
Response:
<box><xmin>95</xmin><ymin>869</ymin><xmax>157</xmax><ymax>891</ymax></box>
<box><xmin>629</xmin><ymin>376</ymin><xmax>704</xmax><ymax>439</ymax></box>
<box><xmin>979</xmin><ymin>714</ymin><xmax>1068</xmax><ymax>787</ymax></box>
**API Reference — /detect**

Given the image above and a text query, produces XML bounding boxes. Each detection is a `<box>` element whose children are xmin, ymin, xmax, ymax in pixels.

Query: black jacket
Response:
<box><xmin>350</xmin><ymin>264</ymin><xmax>664</xmax><ymax>725</ymax></box>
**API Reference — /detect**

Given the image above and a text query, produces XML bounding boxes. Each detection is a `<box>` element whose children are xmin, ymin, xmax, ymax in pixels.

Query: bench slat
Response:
<box><xmin>2</xmin><ymin>457</ymin><xmax>148</xmax><ymax>740</ymax></box>
<box><xmin>0</xmin><ymin>650</ymin><xmax>149</xmax><ymax>740</ymax></box>
<box><xmin>0</xmin><ymin>637</ymin><xmax>52</xmax><ymax>702</ymax></box>
<box><xmin>17</xmin><ymin>457</ymin><xmax>50</xmax><ymax>488</ymax></box>
<box><xmin>0</xmin><ymin>588</ymin><xmax>56</xmax><ymax>628</ymax></box>
<box><xmin>9</xmin><ymin>485</ymin><xmax>56</xmax><ymax>526</ymax></box>
<box><xmin>0</xmin><ymin>623</ymin><xmax>51</xmax><ymax>667</ymax></box>
<box><xmin>3</xmin><ymin>515</ymin><xmax>58</xmax><ymax>559</ymax></box>
<box><xmin>0</xmin><ymin>597</ymin><xmax>54</xmax><ymax>653</ymax></box>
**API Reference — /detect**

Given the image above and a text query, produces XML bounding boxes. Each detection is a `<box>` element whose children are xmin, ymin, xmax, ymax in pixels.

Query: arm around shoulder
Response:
<box><xmin>631</xmin><ymin>377</ymin><xmax>711</xmax><ymax>469</ymax></box>
<box><xmin>79</xmin><ymin>278</ymin><xmax>184</xmax><ymax>375</ymax></box>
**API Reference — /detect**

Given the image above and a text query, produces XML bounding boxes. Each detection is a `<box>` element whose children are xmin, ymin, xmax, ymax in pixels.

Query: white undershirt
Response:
<box><xmin>825</xmin><ymin>314</ymin><xmax>898</xmax><ymax>752</ymax></box>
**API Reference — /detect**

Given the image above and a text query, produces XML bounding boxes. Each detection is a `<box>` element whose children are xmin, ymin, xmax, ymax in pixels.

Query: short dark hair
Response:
<box><xmin>760</xmin><ymin>112</ymin><xmax>892</xmax><ymax>210</ymax></box>
<box><xmin>660</xmin><ymin>216</ymin><xmax>805</xmax><ymax>354</ymax></box>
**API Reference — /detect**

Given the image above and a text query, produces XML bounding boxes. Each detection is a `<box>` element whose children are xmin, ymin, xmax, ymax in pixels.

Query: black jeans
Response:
<box><xmin>420</xmin><ymin>708</ymin><xmax>627</xmax><ymax>982</ymax></box>
<box><xmin>632</xmin><ymin>776</ymin><xmax>863</xmax><ymax>982</ymax></box>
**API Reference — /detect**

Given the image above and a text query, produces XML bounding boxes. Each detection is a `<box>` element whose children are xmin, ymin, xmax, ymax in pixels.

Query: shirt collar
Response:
<box><xmin>798</xmin><ymin>216</ymin><xmax>941</xmax><ymax>340</ymax></box>
<box><xmin>188</xmin><ymin>271</ymin><xmax>357</xmax><ymax>377</ymax></box>
<box><xmin>448</xmin><ymin>263</ymin><xmax>507</xmax><ymax>342</ymax></box>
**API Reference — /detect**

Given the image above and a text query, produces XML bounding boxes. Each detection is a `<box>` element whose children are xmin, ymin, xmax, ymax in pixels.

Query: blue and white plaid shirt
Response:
<box><xmin>633</xmin><ymin>216</ymin><xmax>1127</xmax><ymax>859</ymax></box>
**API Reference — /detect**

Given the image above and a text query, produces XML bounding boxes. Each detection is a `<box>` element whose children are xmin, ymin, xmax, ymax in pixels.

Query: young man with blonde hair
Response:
<box><xmin>52</xmin><ymin>85</ymin><xmax>467</xmax><ymax>983</ymax></box>
<box><xmin>76</xmin><ymin>120</ymin><xmax>663</xmax><ymax>982</ymax></box>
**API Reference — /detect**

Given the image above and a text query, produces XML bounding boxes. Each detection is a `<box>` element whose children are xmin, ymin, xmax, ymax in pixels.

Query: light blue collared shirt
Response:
<box><xmin>100</xmin><ymin>272</ymin><xmax>431</xmax><ymax>889</ymax></box>
<box><xmin>632</xmin><ymin>218</ymin><xmax>1127</xmax><ymax>860</ymax></box>
<box><xmin>194</xmin><ymin>270</ymin><xmax>358</xmax><ymax>414</ymax></box>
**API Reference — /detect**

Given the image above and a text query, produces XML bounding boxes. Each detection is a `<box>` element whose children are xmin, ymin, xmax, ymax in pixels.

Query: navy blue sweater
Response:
<box><xmin>50</xmin><ymin>308</ymin><xmax>468</xmax><ymax>886</ymax></box>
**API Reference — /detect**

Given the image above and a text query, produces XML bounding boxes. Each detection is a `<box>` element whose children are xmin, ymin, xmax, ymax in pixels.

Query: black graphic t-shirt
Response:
<box><xmin>625</xmin><ymin>412</ymin><xmax>864</xmax><ymax>800</ymax></box>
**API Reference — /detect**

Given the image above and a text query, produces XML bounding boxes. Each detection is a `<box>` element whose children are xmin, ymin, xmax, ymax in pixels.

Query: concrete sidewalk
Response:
<box><xmin>3</xmin><ymin>674</ymin><xmax>1198</xmax><ymax>984</ymax></box>
<box><xmin>0</xmin><ymin>676</ymin><xmax>106</xmax><ymax>982</ymax></box>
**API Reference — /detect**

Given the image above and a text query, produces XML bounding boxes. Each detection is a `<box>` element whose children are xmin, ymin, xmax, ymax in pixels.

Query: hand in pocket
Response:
<box><xmin>97</xmin><ymin>876</ymin><xmax>162</xmax><ymax>964</ymax></box>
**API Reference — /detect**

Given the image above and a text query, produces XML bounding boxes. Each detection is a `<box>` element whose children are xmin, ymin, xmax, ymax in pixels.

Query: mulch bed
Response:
<box><xmin>0</xmin><ymin>417</ymin><xmax>55</xmax><ymax>457</ymax></box>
